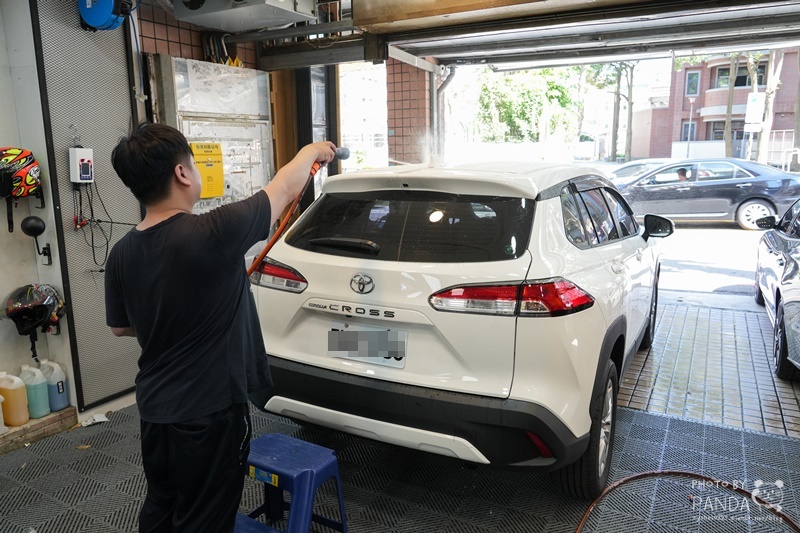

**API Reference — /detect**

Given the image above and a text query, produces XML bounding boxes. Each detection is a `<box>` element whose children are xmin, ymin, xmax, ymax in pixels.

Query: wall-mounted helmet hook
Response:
<box><xmin>20</xmin><ymin>216</ymin><xmax>52</xmax><ymax>266</ymax></box>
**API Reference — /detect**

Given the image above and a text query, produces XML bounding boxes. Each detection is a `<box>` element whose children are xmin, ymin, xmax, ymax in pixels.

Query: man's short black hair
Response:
<box><xmin>677</xmin><ymin>167</ymin><xmax>687</xmax><ymax>174</ymax></box>
<box><xmin>111</xmin><ymin>122</ymin><xmax>193</xmax><ymax>206</ymax></box>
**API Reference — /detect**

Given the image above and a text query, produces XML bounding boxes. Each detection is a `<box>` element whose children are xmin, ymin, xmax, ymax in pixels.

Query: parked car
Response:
<box><xmin>250</xmin><ymin>162</ymin><xmax>674</xmax><ymax>499</ymax></box>
<box><xmin>755</xmin><ymin>199</ymin><xmax>800</xmax><ymax>379</ymax></box>
<box><xmin>610</xmin><ymin>158</ymin><xmax>676</xmax><ymax>184</ymax></box>
<box><xmin>616</xmin><ymin>158</ymin><xmax>800</xmax><ymax>229</ymax></box>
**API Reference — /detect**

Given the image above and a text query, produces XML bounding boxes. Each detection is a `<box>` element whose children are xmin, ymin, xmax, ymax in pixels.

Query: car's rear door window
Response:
<box><xmin>579</xmin><ymin>189</ymin><xmax>619</xmax><ymax>243</ymax></box>
<box><xmin>696</xmin><ymin>162</ymin><xmax>739</xmax><ymax>181</ymax></box>
<box><xmin>286</xmin><ymin>191</ymin><xmax>535</xmax><ymax>262</ymax></box>
<box><xmin>603</xmin><ymin>189</ymin><xmax>638</xmax><ymax>237</ymax></box>
<box><xmin>560</xmin><ymin>188</ymin><xmax>589</xmax><ymax>248</ymax></box>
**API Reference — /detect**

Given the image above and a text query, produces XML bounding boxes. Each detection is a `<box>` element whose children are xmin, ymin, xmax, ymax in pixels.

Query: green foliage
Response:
<box><xmin>476</xmin><ymin>67</ymin><xmax>579</xmax><ymax>142</ymax></box>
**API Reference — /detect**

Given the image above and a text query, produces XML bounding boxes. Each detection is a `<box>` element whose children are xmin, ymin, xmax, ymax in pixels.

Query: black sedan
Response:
<box><xmin>755</xmin><ymin>199</ymin><xmax>800</xmax><ymax>379</ymax></box>
<box><xmin>616</xmin><ymin>158</ymin><xmax>800</xmax><ymax>229</ymax></box>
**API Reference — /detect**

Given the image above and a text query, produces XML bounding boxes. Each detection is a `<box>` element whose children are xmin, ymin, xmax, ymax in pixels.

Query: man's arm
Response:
<box><xmin>263</xmin><ymin>142</ymin><xmax>337</xmax><ymax>227</ymax></box>
<box><xmin>111</xmin><ymin>326</ymin><xmax>136</xmax><ymax>337</ymax></box>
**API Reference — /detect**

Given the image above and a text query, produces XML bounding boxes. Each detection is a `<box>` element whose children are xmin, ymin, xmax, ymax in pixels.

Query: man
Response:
<box><xmin>677</xmin><ymin>167</ymin><xmax>688</xmax><ymax>181</ymax></box>
<box><xmin>105</xmin><ymin>122</ymin><xmax>335</xmax><ymax>532</ymax></box>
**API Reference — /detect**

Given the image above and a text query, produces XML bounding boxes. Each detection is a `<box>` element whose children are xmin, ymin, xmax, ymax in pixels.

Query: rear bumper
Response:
<box><xmin>266</xmin><ymin>356</ymin><xmax>589</xmax><ymax>469</ymax></box>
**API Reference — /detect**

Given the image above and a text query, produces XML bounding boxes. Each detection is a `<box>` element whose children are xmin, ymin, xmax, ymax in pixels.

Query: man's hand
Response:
<box><xmin>111</xmin><ymin>326</ymin><xmax>136</xmax><ymax>337</ymax></box>
<box><xmin>264</xmin><ymin>141</ymin><xmax>338</xmax><ymax>227</ymax></box>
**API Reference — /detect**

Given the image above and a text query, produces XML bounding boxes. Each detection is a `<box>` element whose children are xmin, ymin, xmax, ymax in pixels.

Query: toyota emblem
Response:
<box><xmin>350</xmin><ymin>273</ymin><xmax>375</xmax><ymax>294</ymax></box>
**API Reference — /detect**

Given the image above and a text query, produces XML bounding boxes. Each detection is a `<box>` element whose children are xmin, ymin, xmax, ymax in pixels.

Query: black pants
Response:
<box><xmin>139</xmin><ymin>403</ymin><xmax>251</xmax><ymax>533</ymax></box>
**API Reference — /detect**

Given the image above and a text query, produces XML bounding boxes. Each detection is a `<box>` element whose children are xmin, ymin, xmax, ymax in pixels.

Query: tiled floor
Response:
<box><xmin>620</xmin><ymin>301</ymin><xmax>800</xmax><ymax>438</ymax></box>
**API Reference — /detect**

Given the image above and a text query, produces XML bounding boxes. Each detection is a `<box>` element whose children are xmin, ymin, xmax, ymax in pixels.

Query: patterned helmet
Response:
<box><xmin>0</xmin><ymin>147</ymin><xmax>41</xmax><ymax>199</ymax></box>
<box><xmin>3</xmin><ymin>284</ymin><xmax>66</xmax><ymax>336</ymax></box>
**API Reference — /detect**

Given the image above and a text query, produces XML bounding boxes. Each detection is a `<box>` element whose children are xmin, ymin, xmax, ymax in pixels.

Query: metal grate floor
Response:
<box><xmin>2</xmin><ymin>404</ymin><xmax>800</xmax><ymax>532</ymax></box>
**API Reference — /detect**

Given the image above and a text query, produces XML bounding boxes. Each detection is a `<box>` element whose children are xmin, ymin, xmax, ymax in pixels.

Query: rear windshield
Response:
<box><xmin>285</xmin><ymin>190</ymin><xmax>535</xmax><ymax>262</ymax></box>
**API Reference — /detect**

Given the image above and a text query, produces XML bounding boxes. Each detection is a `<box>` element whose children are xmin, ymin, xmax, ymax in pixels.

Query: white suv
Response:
<box><xmin>250</xmin><ymin>161</ymin><xmax>673</xmax><ymax>498</ymax></box>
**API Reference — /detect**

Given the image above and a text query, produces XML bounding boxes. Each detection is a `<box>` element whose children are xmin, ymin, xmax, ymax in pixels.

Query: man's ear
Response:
<box><xmin>174</xmin><ymin>163</ymin><xmax>192</xmax><ymax>187</ymax></box>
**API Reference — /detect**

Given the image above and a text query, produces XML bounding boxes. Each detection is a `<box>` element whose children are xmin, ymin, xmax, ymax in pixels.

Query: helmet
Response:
<box><xmin>3</xmin><ymin>284</ymin><xmax>66</xmax><ymax>336</ymax></box>
<box><xmin>0</xmin><ymin>147</ymin><xmax>41</xmax><ymax>199</ymax></box>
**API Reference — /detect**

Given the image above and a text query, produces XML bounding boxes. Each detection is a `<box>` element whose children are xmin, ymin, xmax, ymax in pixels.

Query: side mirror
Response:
<box><xmin>756</xmin><ymin>216</ymin><xmax>778</xmax><ymax>229</ymax></box>
<box><xmin>643</xmin><ymin>214</ymin><xmax>675</xmax><ymax>240</ymax></box>
<box><xmin>20</xmin><ymin>215</ymin><xmax>52</xmax><ymax>266</ymax></box>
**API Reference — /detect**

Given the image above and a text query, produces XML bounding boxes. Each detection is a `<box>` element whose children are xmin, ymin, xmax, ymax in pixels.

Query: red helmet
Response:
<box><xmin>1</xmin><ymin>147</ymin><xmax>43</xmax><ymax>232</ymax></box>
<box><xmin>0</xmin><ymin>147</ymin><xmax>41</xmax><ymax>199</ymax></box>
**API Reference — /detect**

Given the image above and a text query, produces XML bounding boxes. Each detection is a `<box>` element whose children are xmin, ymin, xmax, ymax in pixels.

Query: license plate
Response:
<box><xmin>328</xmin><ymin>320</ymin><xmax>407</xmax><ymax>368</ymax></box>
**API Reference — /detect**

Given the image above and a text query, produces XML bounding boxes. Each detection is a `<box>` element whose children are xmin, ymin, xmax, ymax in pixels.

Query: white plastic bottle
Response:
<box><xmin>39</xmin><ymin>359</ymin><xmax>69</xmax><ymax>412</ymax></box>
<box><xmin>20</xmin><ymin>365</ymin><xmax>50</xmax><ymax>419</ymax></box>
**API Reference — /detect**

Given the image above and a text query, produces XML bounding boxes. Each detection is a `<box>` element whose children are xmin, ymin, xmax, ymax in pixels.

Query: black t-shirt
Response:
<box><xmin>105</xmin><ymin>191</ymin><xmax>272</xmax><ymax>423</ymax></box>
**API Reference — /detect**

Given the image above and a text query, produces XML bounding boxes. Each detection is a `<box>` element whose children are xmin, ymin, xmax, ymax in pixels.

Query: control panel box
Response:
<box><xmin>69</xmin><ymin>147</ymin><xmax>94</xmax><ymax>183</ymax></box>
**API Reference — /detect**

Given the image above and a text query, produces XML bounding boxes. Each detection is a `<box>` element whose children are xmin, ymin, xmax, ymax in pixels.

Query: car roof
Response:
<box><xmin>323</xmin><ymin>161</ymin><xmax>608</xmax><ymax>199</ymax></box>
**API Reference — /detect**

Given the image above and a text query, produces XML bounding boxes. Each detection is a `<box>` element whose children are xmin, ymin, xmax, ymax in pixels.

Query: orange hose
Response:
<box><xmin>247</xmin><ymin>162</ymin><xmax>321</xmax><ymax>277</ymax></box>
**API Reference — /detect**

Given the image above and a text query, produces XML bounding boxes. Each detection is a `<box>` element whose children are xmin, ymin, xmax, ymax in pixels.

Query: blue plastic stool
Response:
<box><xmin>234</xmin><ymin>513</ymin><xmax>281</xmax><ymax>533</ymax></box>
<box><xmin>244</xmin><ymin>433</ymin><xmax>348</xmax><ymax>533</ymax></box>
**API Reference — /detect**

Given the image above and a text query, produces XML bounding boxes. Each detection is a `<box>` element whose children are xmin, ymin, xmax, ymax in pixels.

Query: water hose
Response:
<box><xmin>247</xmin><ymin>147</ymin><xmax>349</xmax><ymax>277</ymax></box>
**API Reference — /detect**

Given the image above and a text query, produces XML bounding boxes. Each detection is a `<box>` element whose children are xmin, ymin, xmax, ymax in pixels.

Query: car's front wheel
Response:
<box><xmin>551</xmin><ymin>359</ymin><xmax>618</xmax><ymax>500</ymax></box>
<box><xmin>754</xmin><ymin>271</ymin><xmax>765</xmax><ymax>306</ymax></box>
<box><xmin>773</xmin><ymin>301</ymin><xmax>799</xmax><ymax>380</ymax></box>
<box><xmin>737</xmin><ymin>200</ymin><xmax>775</xmax><ymax>230</ymax></box>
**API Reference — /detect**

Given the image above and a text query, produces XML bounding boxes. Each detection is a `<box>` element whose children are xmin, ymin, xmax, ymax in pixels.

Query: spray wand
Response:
<box><xmin>247</xmin><ymin>147</ymin><xmax>350</xmax><ymax>277</ymax></box>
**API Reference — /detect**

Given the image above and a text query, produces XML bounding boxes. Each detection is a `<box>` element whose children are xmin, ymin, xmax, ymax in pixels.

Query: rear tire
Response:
<box><xmin>773</xmin><ymin>302</ymin><xmax>799</xmax><ymax>380</ymax></box>
<box><xmin>551</xmin><ymin>360</ymin><xmax>618</xmax><ymax>500</ymax></box>
<box><xmin>736</xmin><ymin>200</ymin><xmax>775</xmax><ymax>230</ymax></box>
<box><xmin>639</xmin><ymin>269</ymin><xmax>659</xmax><ymax>350</ymax></box>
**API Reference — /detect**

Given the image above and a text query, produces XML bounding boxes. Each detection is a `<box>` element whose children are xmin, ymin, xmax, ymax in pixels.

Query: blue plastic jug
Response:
<box><xmin>40</xmin><ymin>359</ymin><xmax>69</xmax><ymax>411</ymax></box>
<box><xmin>20</xmin><ymin>365</ymin><xmax>50</xmax><ymax>419</ymax></box>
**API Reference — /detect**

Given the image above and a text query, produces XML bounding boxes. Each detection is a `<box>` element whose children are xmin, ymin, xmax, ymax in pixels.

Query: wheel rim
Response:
<box><xmin>774</xmin><ymin>308</ymin><xmax>784</xmax><ymax>371</ymax></box>
<box><xmin>741</xmin><ymin>204</ymin><xmax>772</xmax><ymax>228</ymax></box>
<box><xmin>598</xmin><ymin>379</ymin><xmax>614</xmax><ymax>478</ymax></box>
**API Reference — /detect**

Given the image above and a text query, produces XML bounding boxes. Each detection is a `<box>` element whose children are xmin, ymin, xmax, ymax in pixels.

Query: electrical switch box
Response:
<box><xmin>69</xmin><ymin>147</ymin><xmax>94</xmax><ymax>183</ymax></box>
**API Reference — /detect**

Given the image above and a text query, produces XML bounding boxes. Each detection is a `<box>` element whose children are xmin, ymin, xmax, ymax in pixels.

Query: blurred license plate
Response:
<box><xmin>328</xmin><ymin>320</ymin><xmax>407</xmax><ymax>368</ymax></box>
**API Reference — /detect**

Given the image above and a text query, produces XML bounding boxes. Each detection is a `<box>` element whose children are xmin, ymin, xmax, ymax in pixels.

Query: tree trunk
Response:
<box><xmin>794</xmin><ymin>50</ymin><xmax>800</xmax><ymax>172</ymax></box>
<box><xmin>610</xmin><ymin>66</ymin><xmax>622</xmax><ymax>162</ymax></box>
<box><xmin>745</xmin><ymin>53</ymin><xmax>760</xmax><ymax>159</ymax></box>
<box><xmin>724</xmin><ymin>54</ymin><xmax>739</xmax><ymax>157</ymax></box>
<box><xmin>757</xmin><ymin>49</ymin><xmax>786</xmax><ymax>164</ymax></box>
<box><xmin>576</xmin><ymin>65</ymin><xmax>587</xmax><ymax>144</ymax></box>
<box><xmin>624</xmin><ymin>62</ymin><xmax>636</xmax><ymax>162</ymax></box>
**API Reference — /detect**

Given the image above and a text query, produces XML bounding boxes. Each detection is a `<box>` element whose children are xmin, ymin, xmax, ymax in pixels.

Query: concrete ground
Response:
<box><xmin>619</xmin><ymin>223</ymin><xmax>800</xmax><ymax>437</ymax></box>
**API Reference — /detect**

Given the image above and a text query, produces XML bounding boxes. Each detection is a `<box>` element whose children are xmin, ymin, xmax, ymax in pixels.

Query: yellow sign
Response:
<box><xmin>190</xmin><ymin>142</ymin><xmax>224</xmax><ymax>198</ymax></box>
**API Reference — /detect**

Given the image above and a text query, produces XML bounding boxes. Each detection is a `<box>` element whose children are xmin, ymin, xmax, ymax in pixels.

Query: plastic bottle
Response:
<box><xmin>39</xmin><ymin>359</ymin><xmax>69</xmax><ymax>412</ymax></box>
<box><xmin>0</xmin><ymin>372</ymin><xmax>29</xmax><ymax>426</ymax></box>
<box><xmin>0</xmin><ymin>395</ymin><xmax>8</xmax><ymax>435</ymax></box>
<box><xmin>20</xmin><ymin>365</ymin><xmax>50</xmax><ymax>419</ymax></box>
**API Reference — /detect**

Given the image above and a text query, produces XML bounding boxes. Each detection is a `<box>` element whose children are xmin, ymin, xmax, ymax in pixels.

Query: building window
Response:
<box><xmin>715</xmin><ymin>65</ymin><xmax>766</xmax><ymax>88</ymax></box>
<box><xmin>711</xmin><ymin>121</ymin><xmax>745</xmax><ymax>140</ymax></box>
<box><xmin>686</xmin><ymin>72</ymin><xmax>700</xmax><ymax>96</ymax></box>
<box><xmin>682</xmin><ymin>121</ymin><xmax>697</xmax><ymax>141</ymax></box>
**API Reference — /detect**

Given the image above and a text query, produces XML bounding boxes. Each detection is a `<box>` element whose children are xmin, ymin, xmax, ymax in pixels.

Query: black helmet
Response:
<box><xmin>3</xmin><ymin>284</ymin><xmax>65</xmax><ymax>336</ymax></box>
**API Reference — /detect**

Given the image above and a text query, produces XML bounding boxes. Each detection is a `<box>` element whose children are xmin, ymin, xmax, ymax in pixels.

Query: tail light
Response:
<box><xmin>527</xmin><ymin>431</ymin><xmax>553</xmax><ymax>458</ymax></box>
<box><xmin>249</xmin><ymin>258</ymin><xmax>307</xmax><ymax>293</ymax></box>
<box><xmin>429</xmin><ymin>277</ymin><xmax>593</xmax><ymax>317</ymax></box>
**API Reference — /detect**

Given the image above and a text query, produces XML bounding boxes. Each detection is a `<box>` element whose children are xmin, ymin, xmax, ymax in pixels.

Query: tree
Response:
<box><xmin>476</xmin><ymin>68</ymin><xmax>577</xmax><ymax>143</ymax></box>
<box><xmin>744</xmin><ymin>51</ymin><xmax>765</xmax><ymax>159</ymax></box>
<box><xmin>586</xmin><ymin>63</ymin><xmax>627</xmax><ymax>161</ymax></box>
<box><xmin>757</xmin><ymin>49</ymin><xmax>786</xmax><ymax>164</ymax></box>
<box><xmin>623</xmin><ymin>62</ymin><xmax>637</xmax><ymax>162</ymax></box>
<box><xmin>724</xmin><ymin>54</ymin><xmax>740</xmax><ymax>157</ymax></box>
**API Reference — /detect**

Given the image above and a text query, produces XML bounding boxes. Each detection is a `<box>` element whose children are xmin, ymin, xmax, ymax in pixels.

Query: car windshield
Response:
<box><xmin>285</xmin><ymin>190</ymin><xmax>536</xmax><ymax>262</ymax></box>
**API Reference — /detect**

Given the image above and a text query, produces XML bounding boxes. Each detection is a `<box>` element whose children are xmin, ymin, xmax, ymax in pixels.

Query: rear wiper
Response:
<box><xmin>308</xmin><ymin>237</ymin><xmax>380</xmax><ymax>253</ymax></box>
